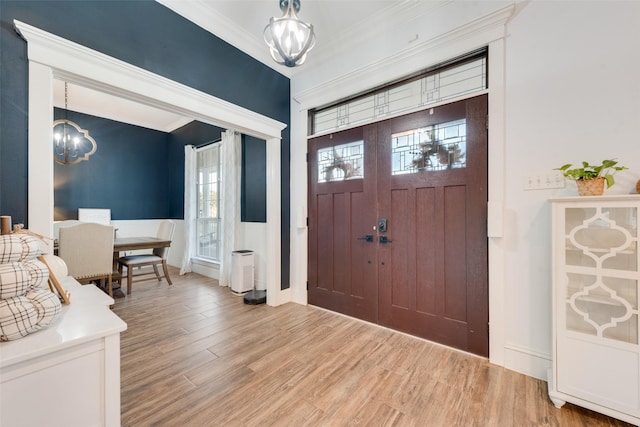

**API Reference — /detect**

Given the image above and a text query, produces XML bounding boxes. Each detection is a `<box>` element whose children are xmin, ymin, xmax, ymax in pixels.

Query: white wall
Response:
<box><xmin>237</xmin><ymin>222</ymin><xmax>267</xmax><ymax>291</ymax></box>
<box><xmin>501</xmin><ymin>0</ymin><xmax>640</xmax><ymax>373</ymax></box>
<box><xmin>288</xmin><ymin>0</ymin><xmax>640</xmax><ymax>379</ymax></box>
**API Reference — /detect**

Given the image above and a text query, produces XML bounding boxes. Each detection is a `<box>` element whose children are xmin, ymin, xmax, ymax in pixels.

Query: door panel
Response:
<box><xmin>308</xmin><ymin>95</ymin><xmax>488</xmax><ymax>356</ymax></box>
<box><xmin>415</xmin><ymin>186</ymin><xmax>437</xmax><ymax>314</ymax></box>
<box><xmin>308</xmin><ymin>126</ymin><xmax>378</xmax><ymax>323</ymax></box>
<box><xmin>442</xmin><ymin>184</ymin><xmax>467</xmax><ymax>322</ymax></box>
<box><xmin>378</xmin><ymin>95</ymin><xmax>488</xmax><ymax>356</ymax></box>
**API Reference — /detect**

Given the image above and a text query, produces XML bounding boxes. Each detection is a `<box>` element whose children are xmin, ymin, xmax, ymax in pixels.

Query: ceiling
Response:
<box><xmin>54</xmin><ymin>0</ymin><xmax>447</xmax><ymax>132</ymax></box>
<box><xmin>53</xmin><ymin>80</ymin><xmax>192</xmax><ymax>133</ymax></box>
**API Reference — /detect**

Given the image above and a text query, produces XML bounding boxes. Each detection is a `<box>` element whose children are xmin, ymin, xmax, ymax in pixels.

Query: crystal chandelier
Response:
<box><xmin>263</xmin><ymin>0</ymin><xmax>316</xmax><ymax>68</ymax></box>
<box><xmin>53</xmin><ymin>82</ymin><xmax>97</xmax><ymax>165</ymax></box>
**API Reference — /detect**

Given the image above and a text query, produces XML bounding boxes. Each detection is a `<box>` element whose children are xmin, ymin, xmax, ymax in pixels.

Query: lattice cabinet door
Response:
<box><xmin>548</xmin><ymin>195</ymin><xmax>640</xmax><ymax>425</ymax></box>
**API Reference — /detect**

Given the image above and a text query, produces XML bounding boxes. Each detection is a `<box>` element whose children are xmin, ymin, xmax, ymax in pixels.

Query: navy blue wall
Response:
<box><xmin>54</xmin><ymin>108</ymin><xmax>171</xmax><ymax>221</ymax></box>
<box><xmin>0</xmin><ymin>1</ymin><xmax>291</xmax><ymax>288</ymax></box>
<box><xmin>241</xmin><ymin>135</ymin><xmax>267</xmax><ymax>223</ymax></box>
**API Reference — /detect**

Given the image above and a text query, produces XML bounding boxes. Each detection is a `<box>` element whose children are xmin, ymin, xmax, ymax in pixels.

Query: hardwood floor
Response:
<box><xmin>113</xmin><ymin>269</ymin><xmax>633</xmax><ymax>426</ymax></box>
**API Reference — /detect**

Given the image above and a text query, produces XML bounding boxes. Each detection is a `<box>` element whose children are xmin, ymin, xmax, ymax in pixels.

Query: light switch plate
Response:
<box><xmin>524</xmin><ymin>171</ymin><xmax>565</xmax><ymax>190</ymax></box>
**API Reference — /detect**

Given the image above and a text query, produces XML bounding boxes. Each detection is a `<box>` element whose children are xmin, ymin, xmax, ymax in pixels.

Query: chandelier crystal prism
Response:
<box><xmin>263</xmin><ymin>0</ymin><xmax>316</xmax><ymax>67</ymax></box>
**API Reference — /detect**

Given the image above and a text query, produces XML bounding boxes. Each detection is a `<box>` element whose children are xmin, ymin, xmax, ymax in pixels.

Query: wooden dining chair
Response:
<box><xmin>57</xmin><ymin>222</ymin><xmax>115</xmax><ymax>297</ymax></box>
<box><xmin>117</xmin><ymin>220</ymin><xmax>175</xmax><ymax>294</ymax></box>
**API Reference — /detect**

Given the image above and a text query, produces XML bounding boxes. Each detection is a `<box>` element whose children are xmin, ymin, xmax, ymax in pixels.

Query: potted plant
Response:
<box><xmin>556</xmin><ymin>159</ymin><xmax>627</xmax><ymax>196</ymax></box>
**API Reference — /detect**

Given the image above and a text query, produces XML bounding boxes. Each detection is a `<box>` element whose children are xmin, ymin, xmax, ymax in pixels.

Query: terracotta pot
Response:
<box><xmin>576</xmin><ymin>177</ymin><xmax>605</xmax><ymax>196</ymax></box>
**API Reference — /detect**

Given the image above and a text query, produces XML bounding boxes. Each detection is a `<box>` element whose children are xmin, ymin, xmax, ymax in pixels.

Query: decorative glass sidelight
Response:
<box><xmin>391</xmin><ymin>119</ymin><xmax>466</xmax><ymax>175</ymax></box>
<box><xmin>564</xmin><ymin>206</ymin><xmax>639</xmax><ymax>344</ymax></box>
<box><xmin>317</xmin><ymin>140</ymin><xmax>364</xmax><ymax>182</ymax></box>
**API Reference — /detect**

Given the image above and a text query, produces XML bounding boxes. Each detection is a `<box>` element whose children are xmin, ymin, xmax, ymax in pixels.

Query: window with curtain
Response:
<box><xmin>196</xmin><ymin>144</ymin><xmax>221</xmax><ymax>261</ymax></box>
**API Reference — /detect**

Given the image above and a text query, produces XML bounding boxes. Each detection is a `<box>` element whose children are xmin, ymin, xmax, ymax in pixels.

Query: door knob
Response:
<box><xmin>379</xmin><ymin>235</ymin><xmax>392</xmax><ymax>244</ymax></box>
<box><xmin>357</xmin><ymin>234</ymin><xmax>374</xmax><ymax>242</ymax></box>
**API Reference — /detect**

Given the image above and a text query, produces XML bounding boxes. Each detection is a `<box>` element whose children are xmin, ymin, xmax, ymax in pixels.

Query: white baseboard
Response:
<box><xmin>503</xmin><ymin>343</ymin><xmax>552</xmax><ymax>380</ymax></box>
<box><xmin>191</xmin><ymin>258</ymin><xmax>219</xmax><ymax>280</ymax></box>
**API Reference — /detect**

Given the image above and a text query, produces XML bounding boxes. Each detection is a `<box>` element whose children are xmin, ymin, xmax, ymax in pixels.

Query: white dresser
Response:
<box><xmin>0</xmin><ymin>277</ymin><xmax>127</xmax><ymax>427</ymax></box>
<box><xmin>548</xmin><ymin>195</ymin><xmax>640</xmax><ymax>425</ymax></box>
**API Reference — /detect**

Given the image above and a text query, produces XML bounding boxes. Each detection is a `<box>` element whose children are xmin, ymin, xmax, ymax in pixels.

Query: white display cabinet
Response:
<box><xmin>548</xmin><ymin>195</ymin><xmax>640</xmax><ymax>425</ymax></box>
<box><xmin>0</xmin><ymin>277</ymin><xmax>127</xmax><ymax>427</ymax></box>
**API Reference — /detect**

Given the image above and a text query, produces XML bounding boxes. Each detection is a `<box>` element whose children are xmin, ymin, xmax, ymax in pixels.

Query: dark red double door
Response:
<box><xmin>308</xmin><ymin>95</ymin><xmax>488</xmax><ymax>356</ymax></box>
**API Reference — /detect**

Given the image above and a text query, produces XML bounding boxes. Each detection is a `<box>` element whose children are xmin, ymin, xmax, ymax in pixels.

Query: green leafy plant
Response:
<box><xmin>556</xmin><ymin>159</ymin><xmax>627</xmax><ymax>188</ymax></box>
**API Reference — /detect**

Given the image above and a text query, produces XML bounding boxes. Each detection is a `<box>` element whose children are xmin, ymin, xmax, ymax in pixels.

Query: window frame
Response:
<box><xmin>196</xmin><ymin>142</ymin><xmax>222</xmax><ymax>262</ymax></box>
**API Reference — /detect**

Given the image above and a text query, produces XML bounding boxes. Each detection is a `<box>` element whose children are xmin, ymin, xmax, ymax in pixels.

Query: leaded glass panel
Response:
<box><xmin>391</xmin><ymin>119</ymin><xmax>466</xmax><ymax>175</ymax></box>
<box><xmin>311</xmin><ymin>56</ymin><xmax>486</xmax><ymax>135</ymax></box>
<box><xmin>317</xmin><ymin>140</ymin><xmax>364</xmax><ymax>182</ymax></box>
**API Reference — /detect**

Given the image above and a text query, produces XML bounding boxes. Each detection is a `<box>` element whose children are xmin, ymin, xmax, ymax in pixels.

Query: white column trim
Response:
<box><xmin>27</xmin><ymin>62</ymin><xmax>55</xmax><ymax>239</ymax></box>
<box><xmin>266</xmin><ymin>137</ymin><xmax>282</xmax><ymax>306</ymax></box>
<box><xmin>487</xmin><ymin>37</ymin><xmax>507</xmax><ymax>367</ymax></box>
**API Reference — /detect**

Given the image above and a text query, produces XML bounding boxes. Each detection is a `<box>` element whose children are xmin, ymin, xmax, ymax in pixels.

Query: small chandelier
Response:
<box><xmin>264</xmin><ymin>0</ymin><xmax>316</xmax><ymax>68</ymax></box>
<box><xmin>53</xmin><ymin>82</ymin><xmax>97</xmax><ymax>165</ymax></box>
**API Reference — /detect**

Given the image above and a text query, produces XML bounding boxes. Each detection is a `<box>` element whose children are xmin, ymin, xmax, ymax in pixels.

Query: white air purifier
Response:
<box><xmin>231</xmin><ymin>250</ymin><xmax>254</xmax><ymax>293</ymax></box>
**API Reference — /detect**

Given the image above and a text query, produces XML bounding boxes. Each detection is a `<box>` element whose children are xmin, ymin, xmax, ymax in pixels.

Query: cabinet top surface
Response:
<box><xmin>0</xmin><ymin>277</ymin><xmax>127</xmax><ymax>367</ymax></box>
<box><xmin>549</xmin><ymin>194</ymin><xmax>640</xmax><ymax>203</ymax></box>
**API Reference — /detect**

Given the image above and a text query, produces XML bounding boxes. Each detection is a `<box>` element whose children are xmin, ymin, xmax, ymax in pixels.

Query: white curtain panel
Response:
<box><xmin>219</xmin><ymin>130</ymin><xmax>241</xmax><ymax>287</ymax></box>
<box><xmin>180</xmin><ymin>145</ymin><xmax>196</xmax><ymax>275</ymax></box>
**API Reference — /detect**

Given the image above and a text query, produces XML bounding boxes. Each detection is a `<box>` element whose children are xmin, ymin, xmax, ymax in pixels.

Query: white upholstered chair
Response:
<box><xmin>57</xmin><ymin>222</ymin><xmax>115</xmax><ymax>296</ymax></box>
<box><xmin>53</xmin><ymin>219</ymin><xmax>83</xmax><ymax>241</ymax></box>
<box><xmin>117</xmin><ymin>220</ymin><xmax>175</xmax><ymax>295</ymax></box>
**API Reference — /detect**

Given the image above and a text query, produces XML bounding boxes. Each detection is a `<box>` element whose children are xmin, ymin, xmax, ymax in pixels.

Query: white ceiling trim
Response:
<box><xmin>53</xmin><ymin>80</ymin><xmax>192</xmax><ymax>133</ymax></box>
<box><xmin>293</xmin><ymin>3</ymin><xmax>515</xmax><ymax>110</ymax></box>
<box><xmin>155</xmin><ymin>0</ymin><xmax>452</xmax><ymax>79</ymax></box>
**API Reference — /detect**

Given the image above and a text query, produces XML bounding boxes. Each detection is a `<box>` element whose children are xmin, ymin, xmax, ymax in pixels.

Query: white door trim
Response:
<box><xmin>290</xmin><ymin>4</ymin><xmax>515</xmax><ymax>366</ymax></box>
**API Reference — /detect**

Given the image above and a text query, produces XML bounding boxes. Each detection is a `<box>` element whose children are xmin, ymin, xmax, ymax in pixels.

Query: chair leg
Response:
<box><xmin>152</xmin><ymin>264</ymin><xmax>161</xmax><ymax>281</ymax></box>
<box><xmin>118</xmin><ymin>262</ymin><xmax>123</xmax><ymax>286</ymax></box>
<box><xmin>162</xmin><ymin>260</ymin><xmax>172</xmax><ymax>285</ymax></box>
<box><xmin>127</xmin><ymin>265</ymin><xmax>133</xmax><ymax>295</ymax></box>
<box><xmin>107</xmin><ymin>274</ymin><xmax>113</xmax><ymax>298</ymax></box>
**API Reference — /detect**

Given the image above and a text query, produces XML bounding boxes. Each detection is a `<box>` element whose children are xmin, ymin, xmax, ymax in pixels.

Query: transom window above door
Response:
<box><xmin>310</xmin><ymin>50</ymin><xmax>486</xmax><ymax>136</ymax></box>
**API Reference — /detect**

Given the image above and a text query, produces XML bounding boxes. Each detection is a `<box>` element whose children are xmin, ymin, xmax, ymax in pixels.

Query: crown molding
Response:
<box><xmin>294</xmin><ymin>3</ymin><xmax>515</xmax><ymax>110</ymax></box>
<box><xmin>155</xmin><ymin>0</ymin><xmax>452</xmax><ymax>79</ymax></box>
<box><xmin>306</xmin><ymin>0</ymin><xmax>452</xmax><ymax>68</ymax></box>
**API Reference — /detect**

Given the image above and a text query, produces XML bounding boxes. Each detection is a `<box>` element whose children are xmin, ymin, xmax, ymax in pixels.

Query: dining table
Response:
<box><xmin>53</xmin><ymin>235</ymin><xmax>172</xmax><ymax>298</ymax></box>
<box><xmin>114</xmin><ymin>236</ymin><xmax>171</xmax><ymax>253</ymax></box>
<box><xmin>111</xmin><ymin>236</ymin><xmax>172</xmax><ymax>297</ymax></box>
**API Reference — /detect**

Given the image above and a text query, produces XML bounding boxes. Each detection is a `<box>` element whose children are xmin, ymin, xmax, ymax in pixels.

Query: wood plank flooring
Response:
<box><xmin>112</xmin><ymin>269</ymin><xmax>633</xmax><ymax>426</ymax></box>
